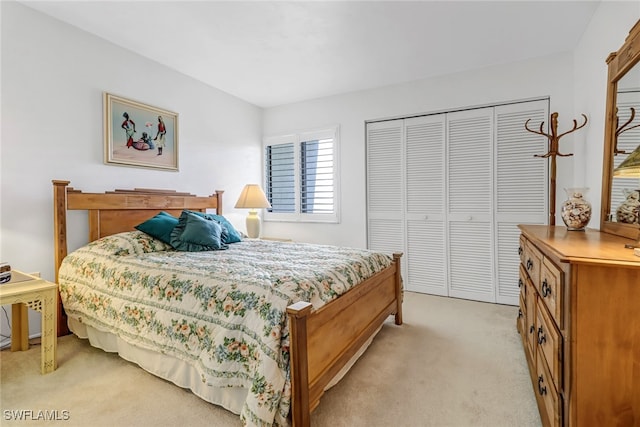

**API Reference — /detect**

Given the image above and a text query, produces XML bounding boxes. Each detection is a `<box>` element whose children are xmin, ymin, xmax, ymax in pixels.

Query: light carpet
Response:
<box><xmin>0</xmin><ymin>292</ymin><xmax>541</xmax><ymax>426</ymax></box>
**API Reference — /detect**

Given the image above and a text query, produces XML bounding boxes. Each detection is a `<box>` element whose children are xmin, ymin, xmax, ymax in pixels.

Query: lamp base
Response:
<box><xmin>246</xmin><ymin>210</ymin><xmax>261</xmax><ymax>239</ymax></box>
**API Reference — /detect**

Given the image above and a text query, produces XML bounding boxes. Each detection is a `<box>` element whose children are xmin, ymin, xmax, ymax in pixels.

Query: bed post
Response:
<box><xmin>52</xmin><ymin>180</ymin><xmax>70</xmax><ymax>336</ymax></box>
<box><xmin>213</xmin><ymin>190</ymin><xmax>224</xmax><ymax>215</ymax></box>
<box><xmin>393</xmin><ymin>252</ymin><xmax>403</xmax><ymax>325</ymax></box>
<box><xmin>286</xmin><ymin>301</ymin><xmax>313</xmax><ymax>427</ymax></box>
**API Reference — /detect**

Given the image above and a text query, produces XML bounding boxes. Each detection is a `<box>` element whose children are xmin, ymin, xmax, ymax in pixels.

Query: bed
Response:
<box><xmin>52</xmin><ymin>180</ymin><xmax>403</xmax><ymax>427</ymax></box>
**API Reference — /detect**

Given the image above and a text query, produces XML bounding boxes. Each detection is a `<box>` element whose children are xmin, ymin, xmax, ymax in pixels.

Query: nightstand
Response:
<box><xmin>0</xmin><ymin>271</ymin><xmax>58</xmax><ymax>374</ymax></box>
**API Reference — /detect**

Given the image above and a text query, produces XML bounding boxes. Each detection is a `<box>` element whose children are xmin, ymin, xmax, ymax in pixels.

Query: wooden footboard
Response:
<box><xmin>287</xmin><ymin>253</ymin><xmax>402</xmax><ymax>427</ymax></box>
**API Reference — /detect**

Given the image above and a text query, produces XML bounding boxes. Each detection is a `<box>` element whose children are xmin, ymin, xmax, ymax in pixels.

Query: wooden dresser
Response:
<box><xmin>517</xmin><ymin>225</ymin><xmax>640</xmax><ymax>427</ymax></box>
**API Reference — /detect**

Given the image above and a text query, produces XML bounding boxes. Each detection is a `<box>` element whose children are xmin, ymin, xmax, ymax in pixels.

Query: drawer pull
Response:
<box><xmin>537</xmin><ymin>375</ymin><xmax>547</xmax><ymax>395</ymax></box>
<box><xmin>529</xmin><ymin>325</ymin><xmax>535</xmax><ymax>334</ymax></box>
<box><xmin>541</xmin><ymin>279</ymin><xmax>551</xmax><ymax>297</ymax></box>
<box><xmin>526</xmin><ymin>259</ymin><xmax>533</xmax><ymax>270</ymax></box>
<box><xmin>518</xmin><ymin>309</ymin><xmax>523</xmax><ymax>318</ymax></box>
<box><xmin>537</xmin><ymin>326</ymin><xmax>547</xmax><ymax>345</ymax></box>
<box><xmin>518</xmin><ymin>246</ymin><xmax>523</xmax><ymax>255</ymax></box>
<box><xmin>518</xmin><ymin>278</ymin><xmax>523</xmax><ymax>288</ymax></box>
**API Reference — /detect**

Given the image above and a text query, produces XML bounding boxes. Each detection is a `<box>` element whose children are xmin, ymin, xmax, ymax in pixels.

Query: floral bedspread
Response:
<box><xmin>58</xmin><ymin>231</ymin><xmax>392</xmax><ymax>426</ymax></box>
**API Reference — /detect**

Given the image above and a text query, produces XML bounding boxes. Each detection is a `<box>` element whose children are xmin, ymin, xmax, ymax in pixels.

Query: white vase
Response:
<box><xmin>561</xmin><ymin>188</ymin><xmax>592</xmax><ymax>231</ymax></box>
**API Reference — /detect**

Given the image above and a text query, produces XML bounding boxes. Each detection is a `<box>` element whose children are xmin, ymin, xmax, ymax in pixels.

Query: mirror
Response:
<box><xmin>600</xmin><ymin>19</ymin><xmax>640</xmax><ymax>241</ymax></box>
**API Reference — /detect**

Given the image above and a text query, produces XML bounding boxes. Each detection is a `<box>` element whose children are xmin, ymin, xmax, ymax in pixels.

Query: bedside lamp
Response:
<box><xmin>613</xmin><ymin>144</ymin><xmax>640</xmax><ymax>249</ymax></box>
<box><xmin>234</xmin><ymin>184</ymin><xmax>271</xmax><ymax>238</ymax></box>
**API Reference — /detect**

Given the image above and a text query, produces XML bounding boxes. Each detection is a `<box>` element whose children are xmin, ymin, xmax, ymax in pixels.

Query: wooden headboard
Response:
<box><xmin>52</xmin><ymin>180</ymin><xmax>223</xmax><ymax>334</ymax></box>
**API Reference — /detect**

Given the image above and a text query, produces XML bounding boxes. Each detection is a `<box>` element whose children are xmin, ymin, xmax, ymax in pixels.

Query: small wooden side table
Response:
<box><xmin>0</xmin><ymin>271</ymin><xmax>58</xmax><ymax>374</ymax></box>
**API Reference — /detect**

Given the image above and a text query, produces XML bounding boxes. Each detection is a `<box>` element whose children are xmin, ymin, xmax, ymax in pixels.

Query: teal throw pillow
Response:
<box><xmin>188</xmin><ymin>211</ymin><xmax>242</xmax><ymax>243</ymax></box>
<box><xmin>170</xmin><ymin>211</ymin><xmax>228</xmax><ymax>251</ymax></box>
<box><xmin>134</xmin><ymin>211</ymin><xmax>179</xmax><ymax>244</ymax></box>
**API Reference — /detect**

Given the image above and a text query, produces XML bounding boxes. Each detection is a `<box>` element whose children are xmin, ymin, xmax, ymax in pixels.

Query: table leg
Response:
<box><xmin>40</xmin><ymin>289</ymin><xmax>58</xmax><ymax>373</ymax></box>
<box><xmin>10</xmin><ymin>303</ymin><xmax>29</xmax><ymax>351</ymax></box>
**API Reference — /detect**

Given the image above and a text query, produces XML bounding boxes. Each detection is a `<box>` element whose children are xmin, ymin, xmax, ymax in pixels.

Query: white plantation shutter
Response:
<box><xmin>265</xmin><ymin>141</ymin><xmax>296</xmax><ymax>213</ymax></box>
<box><xmin>405</xmin><ymin>115</ymin><xmax>447</xmax><ymax>295</ymax></box>
<box><xmin>495</xmin><ymin>101</ymin><xmax>548</xmax><ymax>304</ymax></box>
<box><xmin>301</xmin><ymin>138</ymin><xmax>335</xmax><ymax>214</ymax></box>
<box><xmin>264</xmin><ymin>127</ymin><xmax>339</xmax><ymax>223</ymax></box>
<box><xmin>447</xmin><ymin>109</ymin><xmax>495</xmax><ymax>302</ymax></box>
<box><xmin>367</xmin><ymin>120</ymin><xmax>405</xmax><ymax>259</ymax></box>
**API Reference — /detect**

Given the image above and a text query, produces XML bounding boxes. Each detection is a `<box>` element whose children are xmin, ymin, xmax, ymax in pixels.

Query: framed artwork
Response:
<box><xmin>104</xmin><ymin>92</ymin><xmax>179</xmax><ymax>171</ymax></box>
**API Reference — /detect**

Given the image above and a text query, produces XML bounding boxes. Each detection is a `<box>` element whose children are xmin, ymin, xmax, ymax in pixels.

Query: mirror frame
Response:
<box><xmin>600</xmin><ymin>19</ymin><xmax>640</xmax><ymax>240</ymax></box>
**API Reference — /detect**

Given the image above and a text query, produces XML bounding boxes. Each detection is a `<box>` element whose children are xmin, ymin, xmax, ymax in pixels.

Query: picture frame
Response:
<box><xmin>104</xmin><ymin>92</ymin><xmax>179</xmax><ymax>171</ymax></box>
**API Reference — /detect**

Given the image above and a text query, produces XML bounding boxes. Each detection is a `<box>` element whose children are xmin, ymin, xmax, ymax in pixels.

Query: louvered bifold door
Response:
<box><xmin>494</xmin><ymin>100</ymin><xmax>549</xmax><ymax>305</ymax></box>
<box><xmin>404</xmin><ymin>115</ymin><xmax>447</xmax><ymax>295</ymax></box>
<box><xmin>446</xmin><ymin>108</ymin><xmax>495</xmax><ymax>303</ymax></box>
<box><xmin>366</xmin><ymin>120</ymin><xmax>405</xmax><ymax>270</ymax></box>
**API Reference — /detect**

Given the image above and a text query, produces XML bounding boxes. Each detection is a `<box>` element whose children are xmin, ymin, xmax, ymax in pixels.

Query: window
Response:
<box><xmin>264</xmin><ymin>127</ymin><xmax>339</xmax><ymax>223</ymax></box>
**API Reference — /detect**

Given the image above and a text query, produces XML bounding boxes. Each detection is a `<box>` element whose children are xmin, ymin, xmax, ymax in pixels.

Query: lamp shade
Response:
<box><xmin>613</xmin><ymin>145</ymin><xmax>640</xmax><ymax>177</ymax></box>
<box><xmin>234</xmin><ymin>184</ymin><xmax>271</xmax><ymax>209</ymax></box>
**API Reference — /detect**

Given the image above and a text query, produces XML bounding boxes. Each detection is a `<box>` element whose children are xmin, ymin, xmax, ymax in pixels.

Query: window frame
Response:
<box><xmin>263</xmin><ymin>126</ymin><xmax>340</xmax><ymax>224</ymax></box>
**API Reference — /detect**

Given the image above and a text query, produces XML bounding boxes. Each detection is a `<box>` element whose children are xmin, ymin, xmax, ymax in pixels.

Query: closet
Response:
<box><xmin>366</xmin><ymin>99</ymin><xmax>549</xmax><ymax>304</ymax></box>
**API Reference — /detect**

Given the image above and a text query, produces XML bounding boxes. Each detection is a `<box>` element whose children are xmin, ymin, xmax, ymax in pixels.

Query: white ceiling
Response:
<box><xmin>21</xmin><ymin>1</ymin><xmax>601</xmax><ymax>108</ymax></box>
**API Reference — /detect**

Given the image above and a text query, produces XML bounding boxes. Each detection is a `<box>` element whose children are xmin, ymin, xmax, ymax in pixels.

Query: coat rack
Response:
<box><xmin>524</xmin><ymin>112</ymin><xmax>588</xmax><ymax>225</ymax></box>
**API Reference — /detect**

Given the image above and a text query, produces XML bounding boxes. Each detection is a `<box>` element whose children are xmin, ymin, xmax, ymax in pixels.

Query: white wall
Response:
<box><xmin>263</xmin><ymin>1</ymin><xmax>639</xmax><ymax>249</ymax></box>
<box><xmin>573</xmin><ymin>1</ymin><xmax>640</xmax><ymax>227</ymax></box>
<box><xmin>0</xmin><ymin>2</ymin><xmax>263</xmax><ymax>342</ymax></box>
<box><xmin>263</xmin><ymin>53</ymin><xmax>576</xmax><ymax>247</ymax></box>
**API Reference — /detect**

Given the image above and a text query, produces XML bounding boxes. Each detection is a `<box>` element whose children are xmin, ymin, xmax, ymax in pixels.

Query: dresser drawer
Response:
<box><xmin>525</xmin><ymin>279</ymin><xmax>536</xmax><ymax>360</ymax></box>
<box><xmin>518</xmin><ymin>293</ymin><xmax>526</xmax><ymax>337</ymax></box>
<box><xmin>518</xmin><ymin>264</ymin><xmax>527</xmax><ymax>301</ymax></box>
<box><xmin>523</xmin><ymin>242</ymin><xmax>542</xmax><ymax>287</ymax></box>
<box><xmin>519</xmin><ymin>235</ymin><xmax>527</xmax><ymax>265</ymax></box>
<box><xmin>536</xmin><ymin>349</ymin><xmax>562</xmax><ymax>427</ymax></box>
<box><xmin>536</xmin><ymin>299</ymin><xmax>562</xmax><ymax>391</ymax></box>
<box><xmin>539</xmin><ymin>257</ymin><xmax>563</xmax><ymax>328</ymax></box>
